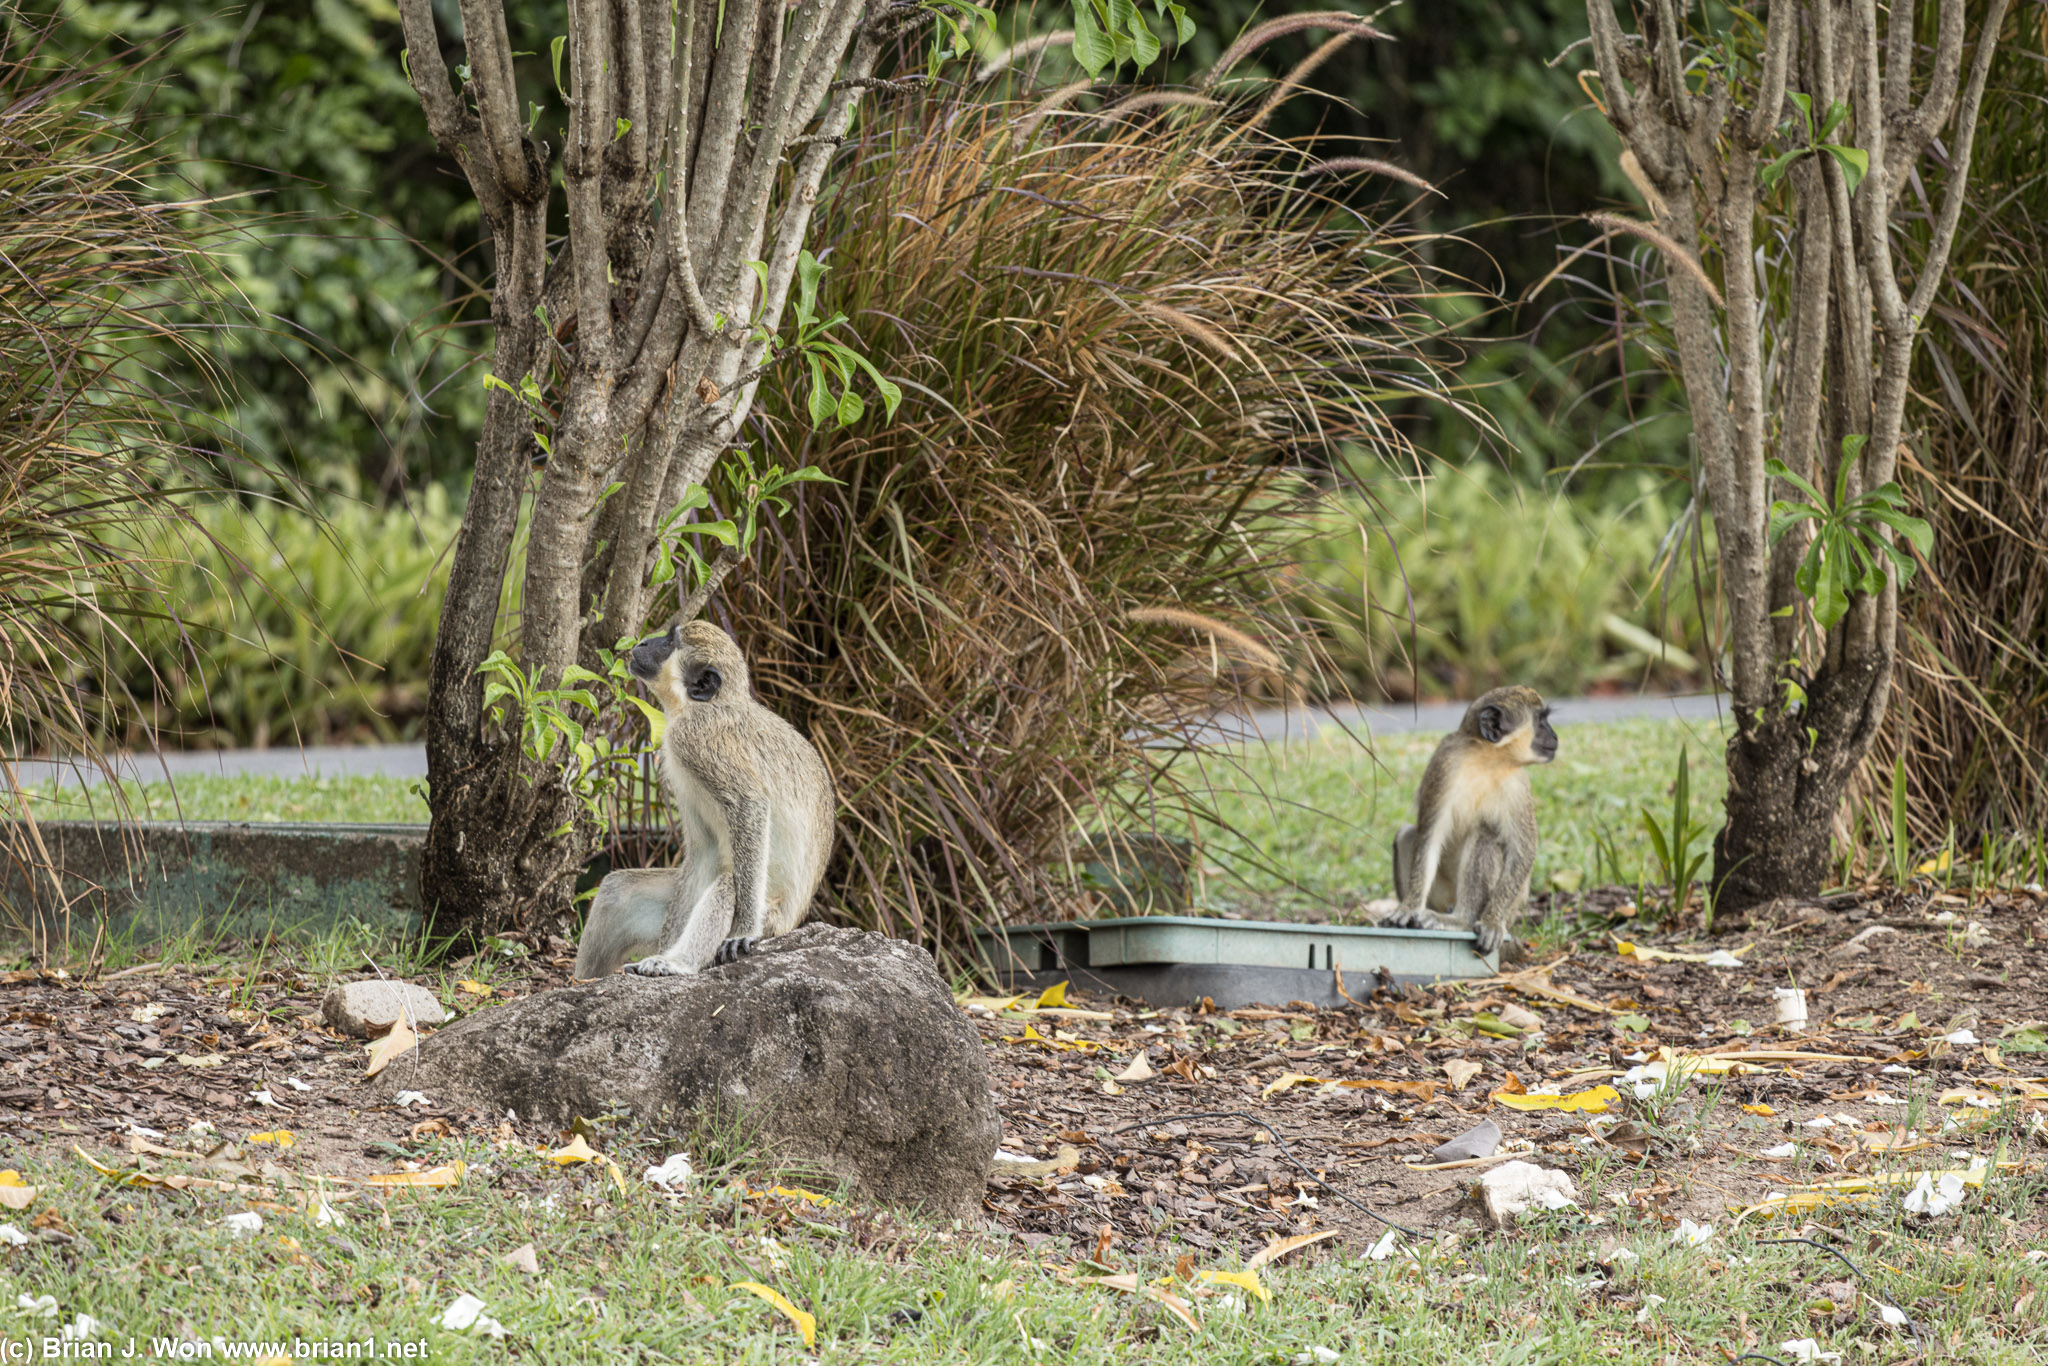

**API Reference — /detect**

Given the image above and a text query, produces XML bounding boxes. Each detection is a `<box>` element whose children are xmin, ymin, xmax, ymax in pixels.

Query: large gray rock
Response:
<box><xmin>371</xmin><ymin>924</ymin><xmax>998</xmax><ymax>1217</ymax></box>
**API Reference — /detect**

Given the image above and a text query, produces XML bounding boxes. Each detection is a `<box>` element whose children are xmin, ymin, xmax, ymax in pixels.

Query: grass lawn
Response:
<box><xmin>5</xmin><ymin>1120</ymin><xmax>2039</xmax><ymax>1363</ymax></box>
<box><xmin>20</xmin><ymin>717</ymin><xmax>1732</xmax><ymax>922</ymax></box>
<box><xmin>1170</xmin><ymin>716</ymin><xmax>1731</xmax><ymax>915</ymax></box>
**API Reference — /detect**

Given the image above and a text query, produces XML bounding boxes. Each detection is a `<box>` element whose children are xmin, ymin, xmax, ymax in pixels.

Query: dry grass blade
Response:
<box><xmin>0</xmin><ymin>28</ymin><xmax>232</xmax><ymax>960</ymax></box>
<box><xmin>711</xmin><ymin>61</ymin><xmax>1469</xmax><ymax>964</ymax></box>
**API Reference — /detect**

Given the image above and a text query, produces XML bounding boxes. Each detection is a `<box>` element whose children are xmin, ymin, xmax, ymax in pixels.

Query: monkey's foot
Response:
<box><xmin>623</xmin><ymin>955</ymin><xmax>694</xmax><ymax>977</ymax></box>
<box><xmin>712</xmin><ymin>936</ymin><xmax>760</xmax><ymax>966</ymax></box>
<box><xmin>1377</xmin><ymin>907</ymin><xmax>1464</xmax><ymax>934</ymax></box>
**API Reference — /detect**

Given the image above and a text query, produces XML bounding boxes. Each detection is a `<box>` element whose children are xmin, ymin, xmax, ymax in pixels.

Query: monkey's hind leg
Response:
<box><xmin>624</xmin><ymin>873</ymin><xmax>736</xmax><ymax>977</ymax></box>
<box><xmin>1453</xmin><ymin>835</ymin><xmax>1522</xmax><ymax>957</ymax></box>
<box><xmin>575</xmin><ymin>870</ymin><xmax>680</xmax><ymax>979</ymax></box>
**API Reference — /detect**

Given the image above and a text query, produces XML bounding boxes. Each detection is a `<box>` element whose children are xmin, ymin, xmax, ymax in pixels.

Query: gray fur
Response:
<box><xmin>574</xmin><ymin>621</ymin><xmax>836</xmax><ymax>979</ymax></box>
<box><xmin>1380</xmin><ymin>684</ymin><xmax>1555</xmax><ymax>955</ymax></box>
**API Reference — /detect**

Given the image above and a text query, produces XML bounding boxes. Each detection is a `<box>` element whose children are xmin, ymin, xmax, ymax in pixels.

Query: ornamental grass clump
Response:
<box><xmin>716</xmin><ymin>46</ymin><xmax>1469</xmax><ymax>958</ymax></box>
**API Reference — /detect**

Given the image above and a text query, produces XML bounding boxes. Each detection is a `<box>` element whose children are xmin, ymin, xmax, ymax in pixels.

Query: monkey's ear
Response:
<box><xmin>685</xmin><ymin>665</ymin><xmax>722</xmax><ymax>703</ymax></box>
<box><xmin>1477</xmin><ymin>705</ymin><xmax>1504</xmax><ymax>743</ymax></box>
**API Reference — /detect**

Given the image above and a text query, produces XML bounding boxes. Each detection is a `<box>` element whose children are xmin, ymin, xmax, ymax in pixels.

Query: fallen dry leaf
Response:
<box><xmin>1443</xmin><ymin>1059</ymin><xmax>1483</xmax><ymax>1092</ymax></box>
<box><xmin>456</xmin><ymin>980</ymin><xmax>494</xmax><ymax>997</ymax></box>
<box><xmin>1245</xmin><ymin>1229</ymin><xmax>1339</xmax><ymax>1270</ymax></box>
<box><xmin>502</xmin><ymin>1243</ymin><xmax>540</xmax><ymax>1275</ymax></box>
<box><xmin>1492</xmin><ymin>1084</ymin><xmax>1620</xmax><ymax>1114</ymax></box>
<box><xmin>1197</xmin><ymin>1267</ymin><xmax>1271</xmax><ymax>1303</ymax></box>
<box><xmin>246</xmin><ymin>1131</ymin><xmax>294</xmax><ymax>1148</ymax></box>
<box><xmin>730</xmin><ymin>1281</ymin><xmax>816</xmax><ymax>1347</ymax></box>
<box><xmin>363</xmin><ymin>1014</ymin><xmax>418</xmax><ymax>1079</ymax></box>
<box><xmin>545</xmin><ymin>1135</ymin><xmax>601</xmax><ymax>1165</ymax></box>
<box><xmin>364</xmin><ymin>1163</ymin><xmax>466</xmax><ymax>1188</ymax></box>
<box><xmin>1113</xmin><ymin>1054</ymin><xmax>1156</xmax><ymax>1083</ymax></box>
<box><xmin>1034</xmin><ymin>981</ymin><xmax>1070</xmax><ymax>1009</ymax></box>
<box><xmin>0</xmin><ymin>1172</ymin><xmax>34</xmax><ymax>1212</ymax></box>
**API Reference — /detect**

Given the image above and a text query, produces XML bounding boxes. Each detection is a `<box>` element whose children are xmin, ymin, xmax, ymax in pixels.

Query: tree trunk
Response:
<box><xmin>1583</xmin><ymin>0</ymin><xmax>2009</xmax><ymax>913</ymax></box>
<box><xmin>1714</xmin><ymin>655</ymin><xmax>1885</xmax><ymax>909</ymax></box>
<box><xmin>396</xmin><ymin>0</ymin><xmax>884</xmax><ymax>938</ymax></box>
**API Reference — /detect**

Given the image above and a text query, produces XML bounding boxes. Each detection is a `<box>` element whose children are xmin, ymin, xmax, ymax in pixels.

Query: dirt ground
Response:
<box><xmin>5</xmin><ymin>887</ymin><xmax>2045</xmax><ymax>1258</ymax></box>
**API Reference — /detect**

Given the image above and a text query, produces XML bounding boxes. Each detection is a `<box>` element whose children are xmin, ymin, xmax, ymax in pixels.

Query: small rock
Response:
<box><xmin>1429</xmin><ymin>1120</ymin><xmax>1501</xmax><ymax>1164</ymax></box>
<box><xmin>322</xmin><ymin>981</ymin><xmax>447</xmax><ymax>1038</ymax></box>
<box><xmin>1477</xmin><ymin>1160</ymin><xmax>1577</xmax><ymax>1225</ymax></box>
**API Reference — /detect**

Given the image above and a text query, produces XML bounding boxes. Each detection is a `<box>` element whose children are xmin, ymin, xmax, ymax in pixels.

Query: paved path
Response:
<box><xmin>1191</xmin><ymin>691</ymin><xmax>1729</xmax><ymax>745</ymax></box>
<box><xmin>15</xmin><ymin>693</ymin><xmax>1730</xmax><ymax>789</ymax></box>
<box><xmin>15</xmin><ymin>743</ymin><xmax>429</xmax><ymax>790</ymax></box>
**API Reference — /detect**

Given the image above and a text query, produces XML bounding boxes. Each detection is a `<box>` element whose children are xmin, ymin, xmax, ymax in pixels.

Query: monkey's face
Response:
<box><xmin>630</xmin><ymin>621</ymin><xmax>748</xmax><ymax>713</ymax></box>
<box><xmin>1469</xmin><ymin>686</ymin><xmax>1557</xmax><ymax>766</ymax></box>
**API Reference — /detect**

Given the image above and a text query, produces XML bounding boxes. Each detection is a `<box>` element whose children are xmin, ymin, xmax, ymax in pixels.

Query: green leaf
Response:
<box><xmin>1764</xmin><ymin>457</ymin><xmax>1826</xmax><ymax>507</ymax></box>
<box><xmin>796</xmin><ymin>251</ymin><xmax>827</xmax><ymax>328</ymax></box>
<box><xmin>1819</xmin><ymin>98</ymin><xmax>1851</xmax><ymax>141</ymax></box>
<box><xmin>1821</xmin><ymin>143</ymin><xmax>1868</xmax><ymax>195</ymax></box>
<box><xmin>687</xmin><ymin>519</ymin><xmax>739</xmax><ymax>547</ymax></box>
<box><xmin>836</xmin><ymin>386</ymin><xmax>866</xmax><ymax>428</ymax></box>
<box><xmin>1787</xmin><ymin>90</ymin><xmax>1814</xmax><ymax>138</ymax></box>
<box><xmin>614</xmin><ymin>116</ymin><xmax>632</xmax><ymax>141</ymax></box>
<box><xmin>1759</xmin><ymin>149</ymin><xmax>1805</xmax><ymax>189</ymax></box>
<box><xmin>1767</xmin><ymin>500</ymin><xmax>1822</xmax><ymax>544</ymax></box>
<box><xmin>1071</xmin><ymin>0</ymin><xmax>1113</xmax><ymax>77</ymax></box>
<box><xmin>551</xmin><ymin>35</ymin><xmax>568</xmax><ymax>100</ymax></box>
<box><xmin>1863</xmin><ymin>505</ymin><xmax>1934</xmax><ymax>559</ymax></box>
<box><xmin>806</xmin><ymin>353</ymin><xmax>834</xmax><ymax>428</ymax></box>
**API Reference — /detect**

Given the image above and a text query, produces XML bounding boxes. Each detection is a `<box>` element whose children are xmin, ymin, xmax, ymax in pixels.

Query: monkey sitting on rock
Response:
<box><xmin>573</xmin><ymin>621</ymin><xmax>836</xmax><ymax>979</ymax></box>
<box><xmin>1377</xmin><ymin>685</ymin><xmax>1556</xmax><ymax>955</ymax></box>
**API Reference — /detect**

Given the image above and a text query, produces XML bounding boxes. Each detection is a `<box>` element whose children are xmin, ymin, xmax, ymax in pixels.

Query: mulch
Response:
<box><xmin>5</xmin><ymin>890</ymin><xmax>2045</xmax><ymax>1260</ymax></box>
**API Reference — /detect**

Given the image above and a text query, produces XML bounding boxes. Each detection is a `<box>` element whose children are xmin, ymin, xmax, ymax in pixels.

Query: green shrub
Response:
<box><xmin>1289</xmin><ymin>464</ymin><xmax>1714</xmax><ymax>698</ymax></box>
<box><xmin>73</xmin><ymin>490</ymin><xmax>463</xmax><ymax>747</ymax></box>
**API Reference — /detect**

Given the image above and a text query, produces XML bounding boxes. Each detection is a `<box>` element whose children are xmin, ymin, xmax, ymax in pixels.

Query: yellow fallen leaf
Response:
<box><xmin>1262</xmin><ymin>1071</ymin><xmax>1327</xmax><ymax>1098</ymax></box>
<box><xmin>753</xmin><ymin>1184</ymin><xmax>837</xmax><ymax>1208</ymax></box>
<box><xmin>1742</xmin><ymin>1103</ymin><xmax>1776</xmax><ymax>1116</ymax></box>
<box><xmin>1245</xmin><ymin>1229</ymin><xmax>1339</xmax><ymax>1270</ymax></box>
<box><xmin>1035</xmin><ymin>981</ymin><xmax>1070</xmax><ymax>1009</ymax></box>
<box><xmin>959</xmin><ymin>994</ymin><xmax>1026</xmax><ymax>1013</ymax></box>
<box><xmin>363</xmin><ymin>1014</ymin><xmax>418</xmax><ymax>1079</ymax></box>
<box><xmin>1917</xmin><ymin>850</ymin><xmax>1953</xmax><ymax>875</ymax></box>
<box><xmin>364</xmin><ymin>1163</ymin><xmax>466</xmax><ymax>1187</ymax></box>
<box><xmin>1005</xmin><ymin>1024</ymin><xmax>1072</xmax><ymax>1051</ymax></box>
<box><xmin>0</xmin><ymin>1170</ymin><xmax>34</xmax><ymax>1211</ymax></box>
<box><xmin>545</xmin><ymin>1134</ymin><xmax>601</xmax><ymax>1165</ymax></box>
<box><xmin>176</xmin><ymin>1053</ymin><xmax>228</xmax><ymax>1068</ymax></box>
<box><xmin>456</xmin><ymin>979</ymin><xmax>493</xmax><ymax>997</ymax></box>
<box><xmin>1735</xmin><ymin>1189</ymin><xmax>1878</xmax><ymax>1222</ymax></box>
<box><xmin>1197</xmin><ymin>1268</ymin><xmax>1271</xmax><ymax>1303</ymax></box>
<box><xmin>1800</xmin><ymin>1164</ymin><xmax>1989</xmax><ymax>1193</ymax></box>
<box><xmin>1938</xmin><ymin>1087</ymin><xmax>2001</xmax><ymax>1107</ymax></box>
<box><xmin>1492</xmin><ymin>1084</ymin><xmax>1620</xmax><ymax>1114</ymax></box>
<box><xmin>1615</xmin><ymin>940</ymin><xmax>1755</xmax><ymax>964</ymax></box>
<box><xmin>730</xmin><ymin>1281</ymin><xmax>815</xmax><ymax>1347</ymax></box>
<box><xmin>246</xmin><ymin>1131</ymin><xmax>295</xmax><ymax>1148</ymax></box>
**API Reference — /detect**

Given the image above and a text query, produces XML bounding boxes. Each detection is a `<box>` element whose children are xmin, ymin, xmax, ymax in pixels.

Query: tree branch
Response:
<box><xmin>672</xmin><ymin>545</ymin><xmax>745</xmax><ymax>628</ymax></box>
<box><xmin>455</xmin><ymin>0</ymin><xmax>533</xmax><ymax>198</ymax></box>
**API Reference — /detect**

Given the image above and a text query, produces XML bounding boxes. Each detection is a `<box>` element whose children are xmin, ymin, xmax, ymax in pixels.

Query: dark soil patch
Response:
<box><xmin>5</xmin><ymin>891</ymin><xmax>2044</xmax><ymax>1262</ymax></box>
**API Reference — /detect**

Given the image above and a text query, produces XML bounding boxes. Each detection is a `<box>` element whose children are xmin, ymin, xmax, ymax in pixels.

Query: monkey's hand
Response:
<box><xmin>712</xmin><ymin>936</ymin><xmax>760</xmax><ymax>966</ymax></box>
<box><xmin>1472</xmin><ymin>921</ymin><xmax>1503</xmax><ymax>955</ymax></box>
<box><xmin>623</xmin><ymin>955</ymin><xmax>693</xmax><ymax>977</ymax></box>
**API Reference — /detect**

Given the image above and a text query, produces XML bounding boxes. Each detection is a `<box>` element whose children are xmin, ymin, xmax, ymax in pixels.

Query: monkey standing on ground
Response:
<box><xmin>1378</xmin><ymin>685</ymin><xmax>1556</xmax><ymax>955</ymax></box>
<box><xmin>573</xmin><ymin>622</ymin><xmax>836</xmax><ymax>979</ymax></box>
